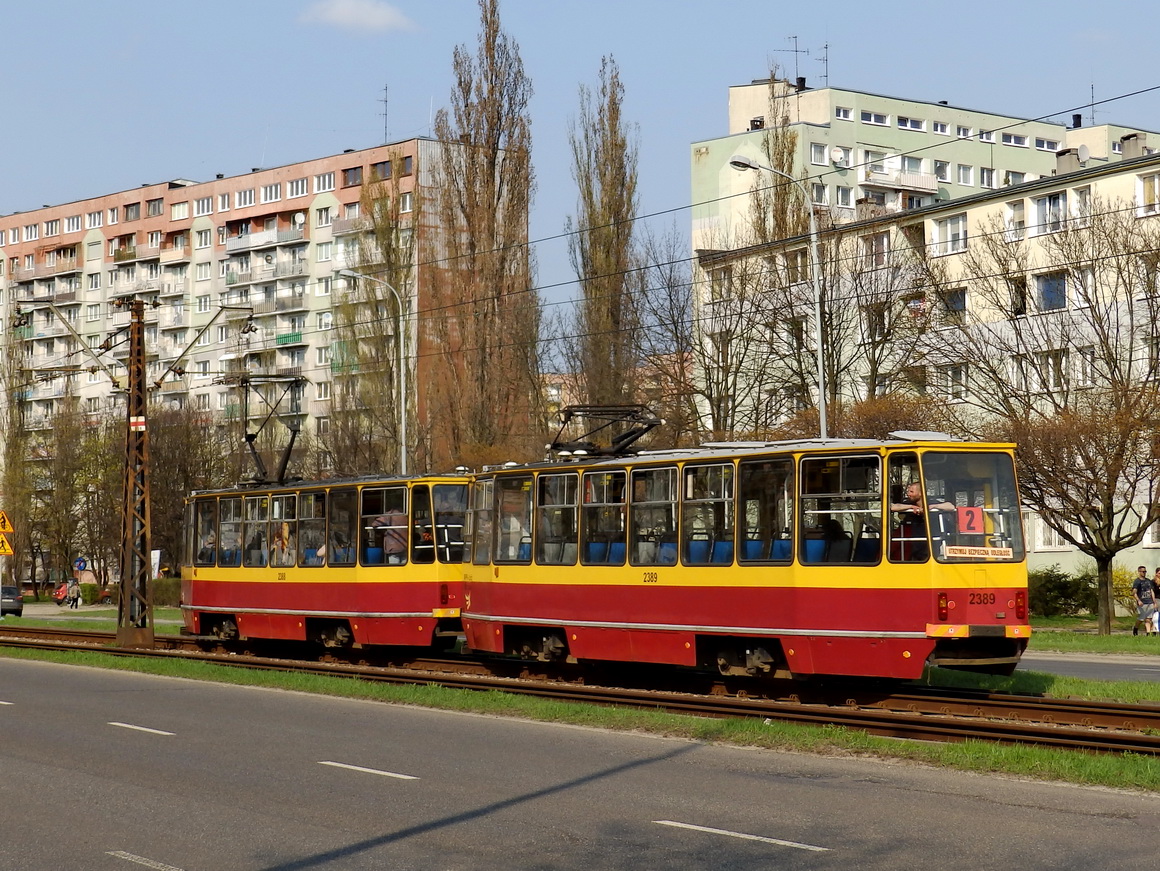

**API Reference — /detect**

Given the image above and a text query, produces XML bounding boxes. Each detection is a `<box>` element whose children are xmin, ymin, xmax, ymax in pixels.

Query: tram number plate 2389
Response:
<box><xmin>969</xmin><ymin>591</ymin><xmax>996</xmax><ymax>605</ymax></box>
<box><xmin>642</xmin><ymin>572</ymin><xmax>659</xmax><ymax>584</ymax></box>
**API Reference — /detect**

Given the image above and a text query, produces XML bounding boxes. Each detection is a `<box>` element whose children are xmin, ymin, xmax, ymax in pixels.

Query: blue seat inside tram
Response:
<box><xmin>803</xmin><ymin>539</ymin><xmax>826</xmax><ymax>563</ymax></box>
<box><xmin>365</xmin><ymin>547</ymin><xmax>384</xmax><ymax>565</ymax></box>
<box><xmin>607</xmin><ymin>541</ymin><xmax>626</xmax><ymax>564</ymax></box>
<box><xmin>710</xmin><ymin>541</ymin><xmax>734</xmax><ymax>564</ymax></box>
<box><xmin>658</xmin><ymin>542</ymin><xmax>678</xmax><ymax>565</ymax></box>
<box><xmin>853</xmin><ymin>537</ymin><xmax>881</xmax><ymax>562</ymax></box>
<box><xmin>517</xmin><ymin>540</ymin><xmax>531</xmax><ymax>561</ymax></box>
<box><xmin>585</xmin><ymin>541</ymin><xmax>608</xmax><ymax>563</ymax></box>
<box><xmin>742</xmin><ymin>539</ymin><xmax>766</xmax><ymax>560</ymax></box>
<box><xmin>771</xmin><ymin>539</ymin><xmax>791</xmax><ymax>560</ymax></box>
<box><xmin>686</xmin><ymin>539</ymin><xmax>710</xmax><ymax>564</ymax></box>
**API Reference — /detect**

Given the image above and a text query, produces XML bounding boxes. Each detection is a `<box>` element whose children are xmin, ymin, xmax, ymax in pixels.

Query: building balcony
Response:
<box><xmin>113</xmin><ymin>247</ymin><xmax>137</xmax><ymax>263</ymax></box>
<box><xmin>276</xmin><ymin>292</ymin><xmax>309</xmax><ymax>312</ymax></box>
<box><xmin>226</xmin><ymin>270</ymin><xmax>253</xmax><ymax>286</ymax></box>
<box><xmin>275</xmin><ymin>331</ymin><xmax>304</xmax><ymax>346</ymax></box>
<box><xmin>331</xmin><ymin>216</ymin><xmax>370</xmax><ymax>235</ymax></box>
<box><xmin>160</xmin><ymin>279</ymin><xmax>188</xmax><ymax>297</ymax></box>
<box><xmin>274</xmin><ymin>261</ymin><xmax>308</xmax><ymax>278</ymax></box>
<box><xmin>226</xmin><ymin>229</ymin><xmax>278</xmax><ymax>253</ymax></box>
<box><xmin>861</xmin><ymin>168</ymin><xmax>939</xmax><ymax>194</ymax></box>
<box><xmin>160</xmin><ymin>245</ymin><xmax>190</xmax><ymax>264</ymax></box>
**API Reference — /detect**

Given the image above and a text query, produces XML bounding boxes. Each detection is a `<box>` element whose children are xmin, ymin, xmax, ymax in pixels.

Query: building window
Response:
<box><xmin>979</xmin><ymin>130</ymin><xmax>994</xmax><ymax>143</ymax></box>
<box><xmin>342</xmin><ymin>166</ymin><xmax>363</xmax><ymax>187</ymax></box>
<box><xmin>402</xmin><ymin>156</ymin><xmax>413</xmax><ymax>175</ymax></box>
<box><xmin>236</xmin><ymin>189</ymin><xmax>255</xmax><ymax>207</ymax></box>
<box><xmin>371</xmin><ymin>160</ymin><xmax>391</xmax><ymax>179</ymax></box>
<box><xmin>86</xmin><ymin>211</ymin><xmax>103</xmax><ymax>229</ymax></box>
<box><xmin>260</xmin><ymin>183</ymin><xmax>281</xmax><ymax>204</ymax></box>
<box><xmin>860</xmin><ymin>110</ymin><xmax>888</xmax><ymax>126</ymax></box>
<box><xmin>1001</xmin><ymin>133</ymin><xmax>1027</xmax><ymax>147</ymax></box>
<box><xmin>288</xmin><ymin>178</ymin><xmax>308</xmax><ymax>198</ymax></box>
<box><xmin>399</xmin><ymin>192</ymin><xmax>413</xmax><ymax>213</ymax></box>
<box><xmin>710</xmin><ymin>266</ymin><xmax>733</xmax><ymax>301</ymax></box>
<box><xmin>316</xmin><ymin>346</ymin><xmax>331</xmax><ymax>365</ymax></box>
<box><xmin>218</xmin><ymin>193</ymin><xmax>230</xmax><ymax>212</ymax></box>
<box><xmin>1140</xmin><ymin>173</ymin><xmax>1160</xmax><ymax>215</ymax></box>
<box><xmin>196</xmin><ymin>262</ymin><xmax>211</xmax><ymax>281</ymax></box>
<box><xmin>941</xmin><ymin>287</ymin><xmax>967</xmax><ymax>325</ymax></box>
<box><xmin>980</xmin><ymin>167</ymin><xmax>995</xmax><ymax>188</ymax></box>
<box><xmin>65</xmin><ymin>215</ymin><xmax>81</xmax><ymax>233</ymax></box>
<box><xmin>147</xmin><ymin>199</ymin><xmax>164</xmax><ymax>217</ymax></box>
<box><xmin>957</xmin><ymin>164</ymin><xmax>973</xmax><ymax>186</ymax></box>
<box><xmin>897</xmin><ymin>116</ymin><xmax>924</xmax><ymax>131</ymax></box>
<box><xmin>125</xmin><ymin>203</ymin><xmax>141</xmax><ymax>221</ymax></box>
<box><xmin>933</xmin><ymin>121</ymin><xmax>948</xmax><ymax>135</ymax></box>
<box><xmin>864</xmin><ymin>150</ymin><xmax>886</xmax><ymax>174</ymax></box>
<box><xmin>836</xmin><ymin>186</ymin><xmax>853</xmax><ymax>207</ymax></box>
<box><xmin>316</xmin><ymin>276</ymin><xmax>332</xmax><ymax>296</ymax></box>
<box><xmin>194</xmin><ymin>197</ymin><xmax>213</xmax><ymax>216</ymax></box>
<box><xmin>86</xmin><ymin>304</ymin><xmax>101</xmax><ymax>321</ymax></box>
<box><xmin>316</xmin><ymin>381</ymin><xmax>331</xmax><ymax>401</ymax></box>
<box><xmin>956</xmin><ymin>125</ymin><xmax>972</xmax><ymax>139</ymax></box>
<box><xmin>88</xmin><ymin>273</ymin><xmax>101</xmax><ymax>290</ymax></box>
<box><xmin>316</xmin><ymin>242</ymin><xmax>332</xmax><ymax>262</ymax></box>
<box><xmin>862</xmin><ymin>232</ymin><xmax>889</xmax><ymax>268</ymax></box>
<box><xmin>1036</xmin><ymin>137</ymin><xmax>1060</xmax><ymax>152</ymax></box>
<box><xmin>314</xmin><ymin>172</ymin><xmax>335</xmax><ymax>193</ymax></box>
<box><xmin>194</xmin><ymin>229</ymin><xmax>211</xmax><ymax>249</ymax></box>
<box><xmin>44</xmin><ymin>219</ymin><xmax>59</xmax><ymax>237</ymax></box>
<box><xmin>108</xmin><ymin>207</ymin><xmax>119</xmax><ymax>224</ymax></box>
<box><xmin>1036</xmin><ymin>272</ymin><xmax>1068</xmax><ymax>311</ymax></box>
<box><xmin>810</xmin><ymin>183</ymin><xmax>827</xmax><ymax>205</ymax></box>
<box><xmin>835</xmin><ymin>106</ymin><xmax>852</xmax><ymax>120</ymax></box>
<box><xmin>217</xmin><ymin>325</ymin><xmax>229</xmax><ymax>343</ymax></box>
<box><xmin>934</xmin><ymin>214</ymin><xmax>968</xmax><ymax>255</ymax></box>
<box><xmin>171</xmin><ymin>202</ymin><xmax>189</xmax><ymax>220</ymax></box>
<box><xmin>810</xmin><ymin>142</ymin><xmax>827</xmax><ymax>165</ymax></box>
<box><xmin>317</xmin><ymin>312</ymin><xmax>332</xmax><ymax>331</ymax></box>
<box><xmin>938</xmin><ymin>364</ymin><xmax>968</xmax><ymax>400</ymax></box>
<box><xmin>1033</xmin><ymin>192</ymin><xmax>1067</xmax><ymax>234</ymax></box>
<box><xmin>1006</xmin><ymin>200</ymin><xmax>1026</xmax><ymax>241</ymax></box>
<box><xmin>1034</xmin><ymin>349</ymin><xmax>1068</xmax><ymax>392</ymax></box>
<box><xmin>934</xmin><ymin>160</ymin><xmax>950</xmax><ymax>182</ymax></box>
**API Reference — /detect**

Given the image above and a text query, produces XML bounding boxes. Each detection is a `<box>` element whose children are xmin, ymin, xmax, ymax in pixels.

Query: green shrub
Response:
<box><xmin>1028</xmin><ymin>564</ymin><xmax>1098</xmax><ymax>616</ymax></box>
<box><xmin>80</xmin><ymin>577</ymin><xmax>181</xmax><ymax>608</ymax></box>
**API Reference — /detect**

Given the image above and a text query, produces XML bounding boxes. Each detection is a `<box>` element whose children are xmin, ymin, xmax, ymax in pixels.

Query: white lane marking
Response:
<box><xmin>0</xmin><ymin>700</ymin><xmax>13</xmax><ymax>705</ymax></box>
<box><xmin>654</xmin><ymin>820</ymin><xmax>829</xmax><ymax>852</ymax></box>
<box><xmin>108</xmin><ymin>722</ymin><xmax>175</xmax><ymax>736</ymax></box>
<box><xmin>106</xmin><ymin>851</ymin><xmax>186</xmax><ymax>870</ymax></box>
<box><xmin>318</xmin><ymin>760</ymin><xmax>419</xmax><ymax>780</ymax></box>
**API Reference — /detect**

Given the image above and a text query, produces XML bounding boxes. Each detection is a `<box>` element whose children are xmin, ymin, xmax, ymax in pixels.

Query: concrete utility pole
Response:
<box><xmin>116</xmin><ymin>297</ymin><xmax>154</xmax><ymax>648</ymax></box>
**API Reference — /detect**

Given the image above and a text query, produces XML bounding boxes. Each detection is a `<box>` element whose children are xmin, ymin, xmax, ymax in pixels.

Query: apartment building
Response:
<box><xmin>692</xmin><ymin>77</ymin><xmax>1154</xmax><ymax>250</ymax></box>
<box><xmin>0</xmin><ymin>139</ymin><xmax>437</xmax><ymax>440</ymax></box>
<box><xmin>698</xmin><ymin>130</ymin><xmax>1160</xmax><ymax>573</ymax></box>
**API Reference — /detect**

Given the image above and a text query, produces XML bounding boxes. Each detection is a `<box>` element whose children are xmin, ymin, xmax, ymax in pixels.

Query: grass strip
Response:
<box><xmin>2</xmin><ymin>646</ymin><xmax>1157</xmax><ymax>792</ymax></box>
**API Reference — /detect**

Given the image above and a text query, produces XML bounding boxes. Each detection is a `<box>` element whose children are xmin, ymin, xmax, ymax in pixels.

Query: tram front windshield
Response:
<box><xmin>920</xmin><ymin>452</ymin><xmax>1023</xmax><ymax>563</ymax></box>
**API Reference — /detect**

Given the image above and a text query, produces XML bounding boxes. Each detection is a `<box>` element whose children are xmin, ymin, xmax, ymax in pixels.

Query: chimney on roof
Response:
<box><xmin>1072</xmin><ymin>113</ymin><xmax>1082</xmax><ymax>129</ymax></box>
<box><xmin>1056</xmin><ymin>148</ymin><xmax>1081</xmax><ymax>174</ymax></box>
<box><xmin>251</xmin><ymin>167</ymin><xmax>261</xmax><ymax>172</ymax></box>
<box><xmin>795</xmin><ymin>76</ymin><xmax>806</xmax><ymax>91</ymax></box>
<box><xmin>749</xmin><ymin>116</ymin><xmax>765</xmax><ymax>131</ymax></box>
<box><xmin>343</xmin><ymin>148</ymin><xmax>354</xmax><ymax>153</ymax></box>
<box><xmin>1121</xmin><ymin>132</ymin><xmax>1146</xmax><ymax>159</ymax></box>
<box><xmin>216</xmin><ymin>173</ymin><xmax>224</xmax><ymax>179</ymax></box>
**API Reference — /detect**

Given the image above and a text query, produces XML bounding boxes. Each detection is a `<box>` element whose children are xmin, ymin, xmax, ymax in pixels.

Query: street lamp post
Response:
<box><xmin>728</xmin><ymin>154</ymin><xmax>828</xmax><ymax>439</ymax></box>
<box><xmin>335</xmin><ymin>268</ymin><xmax>410</xmax><ymax>474</ymax></box>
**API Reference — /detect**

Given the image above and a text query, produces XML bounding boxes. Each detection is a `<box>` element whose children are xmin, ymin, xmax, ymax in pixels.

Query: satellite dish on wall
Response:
<box><xmin>1077</xmin><ymin>144</ymin><xmax>1090</xmax><ymax>164</ymax></box>
<box><xmin>829</xmin><ymin>146</ymin><xmax>846</xmax><ymax>166</ymax></box>
<box><xmin>293</xmin><ymin>212</ymin><xmax>306</xmax><ymax>226</ymax></box>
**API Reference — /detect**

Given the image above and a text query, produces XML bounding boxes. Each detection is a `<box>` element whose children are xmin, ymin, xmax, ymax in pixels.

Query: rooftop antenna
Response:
<box><xmin>818</xmin><ymin>42</ymin><xmax>829</xmax><ymax>86</ymax></box>
<box><xmin>380</xmin><ymin>83</ymin><xmax>389</xmax><ymax>143</ymax></box>
<box><xmin>774</xmin><ymin>35</ymin><xmax>810</xmax><ymax>83</ymax></box>
<box><xmin>1089</xmin><ymin>82</ymin><xmax>1096</xmax><ymax>127</ymax></box>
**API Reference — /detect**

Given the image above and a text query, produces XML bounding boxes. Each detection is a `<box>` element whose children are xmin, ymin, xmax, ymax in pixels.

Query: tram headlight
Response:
<box><xmin>937</xmin><ymin>592</ymin><xmax>949</xmax><ymax>622</ymax></box>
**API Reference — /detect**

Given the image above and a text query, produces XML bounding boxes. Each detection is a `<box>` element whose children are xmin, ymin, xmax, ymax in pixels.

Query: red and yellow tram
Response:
<box><xmin>181</xmin><ymin>475</ymin><xmax>468</xmax><ymax>648</ymax></box>
<box><xmin>461</xmin><ymin>435</ymin><xmax>1029</xmax><ymax>680</ymax></box>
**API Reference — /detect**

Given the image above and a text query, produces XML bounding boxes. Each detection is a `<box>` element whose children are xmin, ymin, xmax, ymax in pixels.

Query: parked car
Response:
<box><xmin>1</xmin><ymin>585</ymin><xmax>23</xmax><ymax>617</ymax></box>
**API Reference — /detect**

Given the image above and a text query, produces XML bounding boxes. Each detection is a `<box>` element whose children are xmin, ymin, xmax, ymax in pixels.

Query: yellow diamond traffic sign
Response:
<box><xmin>0</xmin><ymin>534</ymin><xmax>13</xmax><ymax>556</ymax></box>
<box><xmin>0</xmin><ymin>511</ymin><xmax>12</xmax><ymax>534</ymax></box>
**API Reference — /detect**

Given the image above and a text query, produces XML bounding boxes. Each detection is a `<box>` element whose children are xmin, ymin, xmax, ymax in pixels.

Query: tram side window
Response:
<box><xmin>433</xmin><ymin>484</ymin><xmax>467</xmax><ymax>563</ymax></box>
<box><xmin>219</xmin><ymin>498</ymin><xmax>242</xmax><ymax>566</ymax></box>
<box><xmin>682</xmin><ymin>464</ymin><xmax>735</xmax><ymax>565</ymax></box>
<box><xmin>270</xmin><ymin>494</ymin><xmax>297</xmax><ymax>567</ymax></box>
<box><xmin>472</xmin><ymin>479</ymin><xmax>494</xmax><ymax>565</ymax></box>
<box><xmin>327</xmin><ymin>489</ymin><xmax>357</xmax><ymax>565</ymax></box>
<box><xmin>298</xmin><ymin>492</ymin><xmax>326</xmax><ymax>566</ymax></box>
<box><xmin>887</xmin><ymin>453</ymin><xmax>925</xmax><ymax>562</ymax></box>
<box><xmin>921</xmin><ymin>452</ymin><xmax>1025</xmax><ymax>563</ymax></box>
<box><xmin>630</xmin><ymin>467</ymin><xmax>677</xmax><ymax>566</ymax></box>
<box><xmin>362</xmin><ymin>486</ymin><xmax>408</xmax><ymax>566</ymax></box>
<box><xmin>495</xmin><ymin>475</ymin><xmax>533</xmax><ymax>563</ymax></box>
<box><xmin>411</xmin><ymin>485</ymin><xmax>435</xmax><ymax>564</ymax></box>
<box><xmin>536</xmin><ymin>473</ymin><xmax>578</xmax><ymax>565</ymax></box>
<box><xmin>242</xmin><ymin>496</ymin><xmax>269</xmax><ymax>567</ymax></box>
<box><xmin>194</xmin><ymin>500</ymin><xmax>217</xmax><ymax>566</ymax></box>
<box><xmin>582</xmin><ymin>471</ymin><xmax>626</xmax><ymax>565</ymax></box>
<box><xmin>800</xmin><ymin>456</ymin><xmax>882</xmax><ymax>564</ymax></box>
<box><xmin>738</xmin><ymin>459</ymin><xmax>793</xmax><ymax>562</ymax></box>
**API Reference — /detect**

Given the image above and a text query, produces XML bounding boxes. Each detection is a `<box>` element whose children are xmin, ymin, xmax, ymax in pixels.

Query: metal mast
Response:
<box><xmin>117</xmin><ymin>298</ymin><xmax>154</xmax><ymax>647</ymax></box>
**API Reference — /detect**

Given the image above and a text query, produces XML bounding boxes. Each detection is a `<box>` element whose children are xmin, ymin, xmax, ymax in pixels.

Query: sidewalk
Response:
<box><xmin>8</xmin><ymin>599</ymin><xmax>183</xmax><ymax>624</ymax></box>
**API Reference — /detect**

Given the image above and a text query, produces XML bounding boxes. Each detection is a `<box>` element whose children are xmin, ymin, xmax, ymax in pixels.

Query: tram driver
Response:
<box><xmin>890</xmin><ymin>481</ymin><xmax>954</xmax><ymax>561</ymax></box>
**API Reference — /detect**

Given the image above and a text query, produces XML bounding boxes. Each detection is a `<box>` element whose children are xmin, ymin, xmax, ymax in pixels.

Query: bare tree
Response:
<box><xmin>426</xmin><ymin>0</ymin><xmax>542</xmax><ymax>468</ymax></box>
<box><xmin>925</xmin><ymin>195</ymin><xmax>1160</xmax><ymax>632</ymax></box>
<box><xmin>565</xmin><ymin>55</ymin><xmax>640</xmax><ymax>406</ymax></box>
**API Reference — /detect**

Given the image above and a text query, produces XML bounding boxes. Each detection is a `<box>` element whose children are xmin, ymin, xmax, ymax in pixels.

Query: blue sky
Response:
<box><xmin>4</xmin><ymin>0</ymin><xmax>1159</xmax><ymax>304</ymax></box>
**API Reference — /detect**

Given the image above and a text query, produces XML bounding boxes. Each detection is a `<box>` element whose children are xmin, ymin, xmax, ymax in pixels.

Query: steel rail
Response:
<box><xmin>2</xmin><ymin>626</ymin><xmax>1159</xmax><ymax>755</ymax></box>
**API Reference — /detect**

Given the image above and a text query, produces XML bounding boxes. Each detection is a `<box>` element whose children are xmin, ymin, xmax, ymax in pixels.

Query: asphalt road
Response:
<box><xmin>2</xmin><ymin>659</ymin><xmax>1159</xmax><ymax>870</ymax></box>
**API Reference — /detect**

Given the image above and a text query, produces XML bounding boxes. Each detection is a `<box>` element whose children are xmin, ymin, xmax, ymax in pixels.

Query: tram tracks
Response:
<box><xmin>2</xmin><ymin>625</ymin><xmax>1159</xmax><ymax>756</ymax></box>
